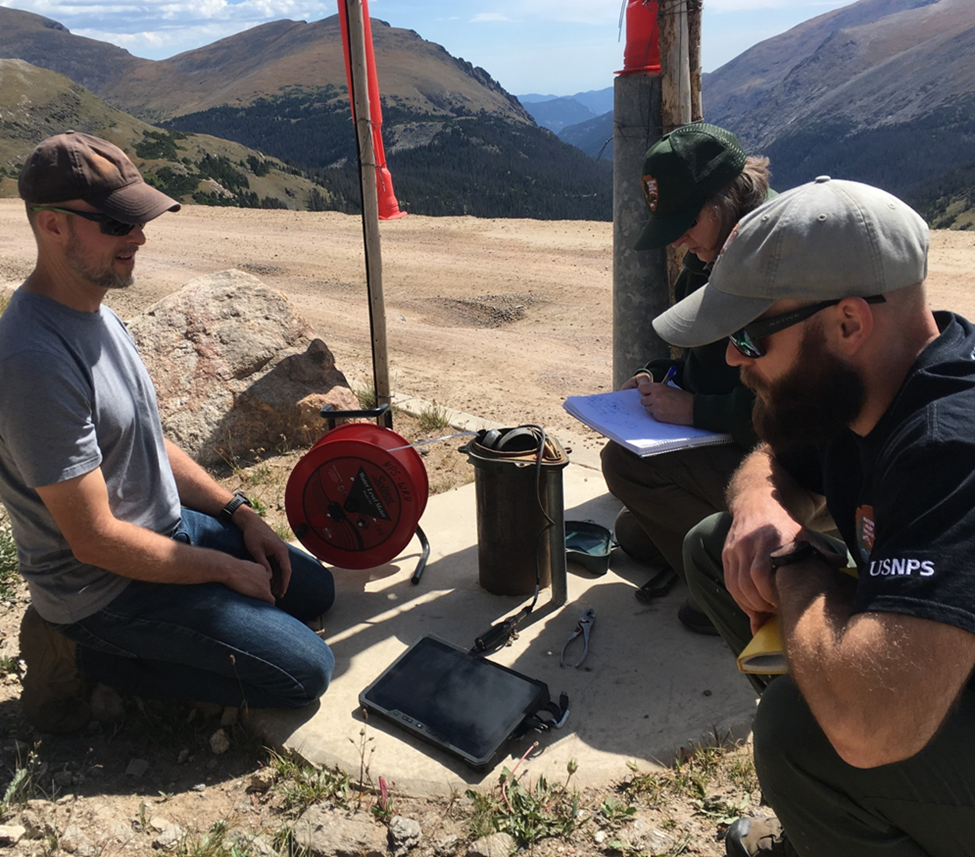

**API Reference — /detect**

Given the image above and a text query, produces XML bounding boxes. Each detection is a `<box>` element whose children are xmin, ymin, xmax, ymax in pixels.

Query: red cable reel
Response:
<box><xmin>285</xmin><ymin>423</ymin><xmax>429</xmax><ymax>569</ymax></box>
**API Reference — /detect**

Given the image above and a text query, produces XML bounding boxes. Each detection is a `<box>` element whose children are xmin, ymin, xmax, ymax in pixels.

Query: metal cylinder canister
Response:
<box><xmin>463</xmin><ymin>428</ymin><xmax>569</xmax><ymax>605</ymax></box>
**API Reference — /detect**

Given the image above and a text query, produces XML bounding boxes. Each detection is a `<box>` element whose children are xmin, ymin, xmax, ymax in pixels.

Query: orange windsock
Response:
<box><xmin>337</xmin><ymin>0</ymin><xmax>407</xmax><ymax>220</ymax></box>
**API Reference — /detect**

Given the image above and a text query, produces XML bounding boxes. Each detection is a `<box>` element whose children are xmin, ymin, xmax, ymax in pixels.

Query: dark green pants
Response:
<box><xmin>600</xmin><ymin>440</ymin><xmax>746</xmax><ymax>576</ymax></box>
<box><xmin>684</xmin><ymin>512</ymin><xmax>975</xmax><ymax>856</ymax></box>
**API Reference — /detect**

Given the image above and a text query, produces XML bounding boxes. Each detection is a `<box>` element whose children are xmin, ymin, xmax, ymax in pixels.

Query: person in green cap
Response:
<box><xmin>601</xmin><ymin>122</ymin><xmax>770</xmax><ymax>633</ymax></box>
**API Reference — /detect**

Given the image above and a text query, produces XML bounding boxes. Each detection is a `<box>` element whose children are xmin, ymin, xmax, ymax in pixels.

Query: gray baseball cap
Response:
<box><xmin>652</xmin><ymin>176</ymin><xmax>929</xmax><ymax>347</ymax></box>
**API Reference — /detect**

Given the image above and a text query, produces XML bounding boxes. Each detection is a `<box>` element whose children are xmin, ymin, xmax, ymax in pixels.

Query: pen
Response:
<box><xmin>661</xmin><ymin>365</ymin><xmax>677</xmax><ymax>385</ymax></box>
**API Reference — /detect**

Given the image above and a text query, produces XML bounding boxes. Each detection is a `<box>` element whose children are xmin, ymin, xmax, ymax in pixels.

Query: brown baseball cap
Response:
<box><xmin>18</xmin><ymin>131</ymin><xmax>180</xmax><ymax>224</ymax></box>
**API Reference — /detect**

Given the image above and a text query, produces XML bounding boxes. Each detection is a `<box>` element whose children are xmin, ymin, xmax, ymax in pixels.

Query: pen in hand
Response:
<box><xmin>661</xmin><ymin>365</ymin><xmax>677</xmax><ymax>386</ymax></box>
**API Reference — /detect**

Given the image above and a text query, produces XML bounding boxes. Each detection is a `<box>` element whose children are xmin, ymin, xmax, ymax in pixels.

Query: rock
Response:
<box><xmin>89</xmin><ymin>684</ymin><xmax>125</xmax><ymax>723</ymax></box>
<box><xmin>60</xmin><ymin>825</ymin><xmax>94</xmax><ymax>855</ymax></box>
<box><xmin>209</xmin><ymin>729</ymin><xmax>231</xmax><ymax>755</ymax></box>
<box><xmin>220</xmin><ymin>707</ymin><xmax>239</xmax><ymax>727</ymax></box>
<box><xmin>433</xmin><ymin>834</ymin><xmax>460</xmax><ymax>856</ymax></box>
<box><xmin>228</xmin><ymin>830</ymin><xmax>276</xmax><ymax>857</ymax></box>
<box><xmin>292</xmin><ymin>805</ymin><xmax>386</xmax><ymax>857</ymax></box>
<box><xmin>52</xmin><ymin>770</ymin><xmax>73</xmax><ymax>788</ymax></box>
<box><xmin>18</xmin><ymin>808</ymin><xmax>54</xmax><ymax>840</ymax></box>
<box><xmin>125</xmin><ymin>759</ymin><xmax>150</xmax><ymax>778</ymax></box>
<box><xmin>387</xmin><ymin>815</ymin><xmax>421</xmax><ymax>856</ymax></box>
<box><xmin>246</xmin><ymin>768</ymin><xmax>276</xmax><ymax>793</ymax></box>
<box><xmin>0</xmin><ymin>825</ymin><xmax>26</xmax><ymax>846</ymax></box>
<box><xmin>618</xmin><ymin>818</ymin><xmax>674</xmax><ymax>854</ymax></box>
<box><xmin>466</xmin><ymin>832</ymin><xmax>515</xmax><ymax>857</ymax></box>
<box><xmin>153</xmin><ymin>824</ymin><xmax>185</xmax><ymax>849</ymax></box>
<box><xmin>127</xmin><ymin>270</ymin><xmax>359</xmax><ymax>464</ymax></box>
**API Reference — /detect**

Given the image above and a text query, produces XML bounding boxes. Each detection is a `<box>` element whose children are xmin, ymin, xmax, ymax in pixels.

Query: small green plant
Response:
<box><xmin>1</xmin><ymin>745</ymin><xmax>48</xmax><ymax>816</ymax></box>
<box><xmin>690</xmin><ymin>792</ymin><xmax>751</xmax><ymax>825</ymax></box>
<box><xmin>174</xmin><ymin>818</ymin><xmax>227</xmax><ymax>857</ymax></box>
<box><xmin>269</xmin><ymin>751</ymin><xmax>352</xmax><ymax>813</ymax></box>
<box><xmin>370</xmin><ymin>776</ymin><xmax>394</xmax><ymax>824</ymax></box>
<box><xmin>466</xmin><ymin>757</ymin><xmax>580</xmax><ymax>848</ymax></box>
<box><xmin>0</xmin><ymin>656</ymin><xmax>17</xmax><ymax>676</ymax></box>
<box><xmin>416</xmin><ymin>401</ymin><xmax>450</xmax><ymax>433</ymax></box>
<box><xmin>354</xmin><ymin>385</ymin><xmax>378</xmax><ymax>410</ymax></box>
<box><xmin>598</xmin><ymin>794</ymin><xmax>636</xmax><ymax>823</ymax></box>
<box><xmin>0</xmin><ymin>525</ymin><xmax>18</xmax><ymax>600</ymax></box>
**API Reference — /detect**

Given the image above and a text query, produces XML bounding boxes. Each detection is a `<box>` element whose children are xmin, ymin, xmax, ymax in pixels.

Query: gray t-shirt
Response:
<box><xmin>0</xmin><ymin>289</ymin><xmax>181</xmax><ymax>623</ymax></box>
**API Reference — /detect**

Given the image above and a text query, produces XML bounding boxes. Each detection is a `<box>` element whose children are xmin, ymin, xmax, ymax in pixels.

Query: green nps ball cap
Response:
<box><xmin>635</xmin><ymin>123</ymin><xmax>746</xmax><ymax>251</ymax></box>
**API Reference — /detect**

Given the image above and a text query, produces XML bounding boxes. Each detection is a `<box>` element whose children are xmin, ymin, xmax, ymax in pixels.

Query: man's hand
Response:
<box><xmin>636</xmin><ymin>375</ymin><xmax>695</xmax><ymax>425</ymax></box>
<box><xmin>723</xmin><ymin>508</ymin><xmax>802</xmax><ymax>633</ymax></box>
<box><xmin>620</xmin><ymin>371</ymin><xmax>652</xmax><ymax>391</ymax></box>
<box><xmin>222</xmin><ymin>556</ymin><xmax>277</xmax><ymax>604</ymax></box>
<box><xmin>237</xmin><ymin>509</ymin><xmax>292</xmax><ymax>599</ymax></box>
<box><xmin>723</xmin><ymin>448</ymin><xmax>816</xmax><ymax>633</ymax></box>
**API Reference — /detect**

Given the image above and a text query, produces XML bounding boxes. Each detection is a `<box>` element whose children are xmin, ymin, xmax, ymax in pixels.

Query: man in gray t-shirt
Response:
<box><xmin>3</xmin><ymin>132</ymin><xmax>336</xmax><ymax>733</ymax></box>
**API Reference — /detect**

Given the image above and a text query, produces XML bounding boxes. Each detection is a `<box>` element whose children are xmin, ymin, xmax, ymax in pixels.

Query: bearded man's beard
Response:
<box><xmin>743</xmin><ymin>323</ymin><xmax>866</xmax><ymax>451</ymax></box>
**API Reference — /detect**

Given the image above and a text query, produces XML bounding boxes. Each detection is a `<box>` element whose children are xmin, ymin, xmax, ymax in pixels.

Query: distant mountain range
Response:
<box><xmin>705</xmin><ymin>0</ymin><xmax>974</xmax><ymax>228</ymax></box>
<box><xmin>1</xmin><ymin>0</ymin><xmax>971</xmax><ymax>227</ymax></box>
<box><xmin>0</xmin><ymin>7</ymin><xmax>611</xmax><ymax>219</ymax></box>
<box><xmin>519</xmin><ymin>0</ymin><xmax>974</xmax><ymax>229</ymax></box>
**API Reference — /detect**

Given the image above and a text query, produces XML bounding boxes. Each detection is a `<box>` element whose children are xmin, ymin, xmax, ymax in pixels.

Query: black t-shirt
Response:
<box><xmin>779</xmin><ymin>312</ymin><xmax>975</xmax><ymax>636</ymax></box>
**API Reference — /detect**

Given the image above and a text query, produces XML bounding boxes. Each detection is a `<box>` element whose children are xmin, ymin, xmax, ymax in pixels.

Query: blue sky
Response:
<box><xmin>3</xmin><ymin>0</ymin><xmax>854</xmax><ymax>95</ymax></box>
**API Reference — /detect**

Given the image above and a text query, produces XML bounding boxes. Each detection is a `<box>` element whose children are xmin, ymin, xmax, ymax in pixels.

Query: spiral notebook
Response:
<box><xmin>563</xmin><ymin>388</ymin><xmax>732</xmax><ymax>457</ymax></box>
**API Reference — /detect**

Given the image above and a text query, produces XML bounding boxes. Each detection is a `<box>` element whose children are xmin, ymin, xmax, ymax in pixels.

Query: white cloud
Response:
<box><xmin>471</xmin><ymin>13</ymin><xmax>511</xmax><ymax>22</ymax></box>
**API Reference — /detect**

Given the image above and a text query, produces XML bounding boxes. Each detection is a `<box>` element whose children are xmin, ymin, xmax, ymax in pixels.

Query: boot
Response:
<box><xmin>725</xmin><ymin>816</ymin><xmax>798</xmax><ymax>857</ymax></box>
<box><xmin>19</xmin><ymin>606</ymin><xmax>91</xmax><ymax>734</ymax></box>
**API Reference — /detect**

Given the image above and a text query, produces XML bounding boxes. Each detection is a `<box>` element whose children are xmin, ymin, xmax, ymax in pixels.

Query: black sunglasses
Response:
<box><xmin>32</xmin><ymin>206</ymin><xmax>141</xmax><ymax>237</ymax></box>
<box><xmin>729</xmin><ymin>294</ymin><xmax>887</xmax><ymax>359</ymax></box>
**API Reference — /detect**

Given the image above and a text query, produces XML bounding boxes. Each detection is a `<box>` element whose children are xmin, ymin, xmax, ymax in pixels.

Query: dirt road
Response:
<box><xmin>1</xmin><ymin>201</ymin><xmax>973</xmax><ymax>436</ymax></box>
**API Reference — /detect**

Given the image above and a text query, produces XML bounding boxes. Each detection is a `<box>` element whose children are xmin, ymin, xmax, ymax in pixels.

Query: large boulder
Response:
<box><xmin>127</xmin><ymin>269</ymin><xmax>359</xmax><ymax>464</ymax></box>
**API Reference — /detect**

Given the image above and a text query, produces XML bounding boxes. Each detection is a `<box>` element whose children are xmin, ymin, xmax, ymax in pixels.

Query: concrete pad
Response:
<box><xmin>250</xmin><ymin>428</ymin><xmax>758</xmax><ymax>795</ymax></box>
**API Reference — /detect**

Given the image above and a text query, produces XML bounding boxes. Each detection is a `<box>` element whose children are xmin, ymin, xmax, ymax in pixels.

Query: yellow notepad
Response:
<box><xmin>737</xmin><ymin>565</ymin><xmax>858</xmax><ymax>675</ymax></box>
<box><xmin>737</xmin><ymin>617</ymin><xmax>787</xmax><ymax>675</ymax></box>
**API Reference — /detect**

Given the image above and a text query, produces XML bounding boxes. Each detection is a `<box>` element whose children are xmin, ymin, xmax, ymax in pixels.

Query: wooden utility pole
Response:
<box><xmin>658</xmin><ymin>0</ymin><xmax>691</xmax><ymax>133</ymax></box>
<box><xmin>688</xmin><ymin>0</ymin><xmax>703</xmax><ymax>122</ymax></box>
<box><xmin>343</xmin><ymin>0</ymin><xmax>392</xmax><ymax>419</ymax></box>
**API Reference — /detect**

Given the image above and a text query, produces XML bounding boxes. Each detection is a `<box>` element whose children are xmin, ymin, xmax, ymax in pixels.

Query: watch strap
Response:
<box><xmin>220</xmin><ymin>492</ymin><xmax>252</xmax><ymax>524</ymax></box>
<box><xmin>769</xmin><ymin>538</ymin><xmax>846</xmax><ymax>572</ymax></box>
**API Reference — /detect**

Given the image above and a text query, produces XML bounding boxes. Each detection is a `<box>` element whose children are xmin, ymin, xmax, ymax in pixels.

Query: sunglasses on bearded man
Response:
<box><xmin>31</xmin><ymin>206</ymin><xmax>142</xmax><ymax>237</ymax></box>
<box><xmin>728</xmin><ymin>294</ymin><xmax>887</xmax><ymax>359</ymax></box>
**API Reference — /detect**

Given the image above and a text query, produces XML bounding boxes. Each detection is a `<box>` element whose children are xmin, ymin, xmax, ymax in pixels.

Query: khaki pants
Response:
<box><xmin>600</xmin><ymin>440</ymin><xmax>747</xmax><ymax>576</ymax></box>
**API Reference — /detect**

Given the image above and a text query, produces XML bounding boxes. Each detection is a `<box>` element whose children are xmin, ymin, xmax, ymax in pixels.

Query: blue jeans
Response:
<box><xmin>57</xmin><ymin>509</ymin><xmax>336</xmax><ymax>709</ymax></box>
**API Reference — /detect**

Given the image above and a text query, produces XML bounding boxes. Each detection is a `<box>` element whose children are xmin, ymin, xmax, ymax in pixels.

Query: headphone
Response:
<box><xmin>478</xmin><ymin>426</ymin><xmax>545</xmax><ymax>454</ymax></box>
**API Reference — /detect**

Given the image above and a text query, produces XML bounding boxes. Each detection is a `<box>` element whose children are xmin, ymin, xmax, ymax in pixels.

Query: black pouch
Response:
<box><xmin>565</xmin><ymin>520</ymin><xmax>614</xmax><ymax>576</ymax></box>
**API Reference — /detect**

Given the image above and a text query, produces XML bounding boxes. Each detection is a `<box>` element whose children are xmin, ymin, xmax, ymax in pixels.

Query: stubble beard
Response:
<box><xmin>65</xmin><ymin>229</ymin><xmax>136</xmax><ymax>290</ymax></box>
<box><xmin>743</xmin><ymin>323</ymin><xmax>867</xmax><ymax>451</ymax></box>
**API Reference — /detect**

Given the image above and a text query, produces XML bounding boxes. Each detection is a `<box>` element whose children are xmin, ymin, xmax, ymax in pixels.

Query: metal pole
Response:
<box><xmin>344</xmin><ymin>0</ymin><xmax>392</xmax><ymax>422</ymax></box>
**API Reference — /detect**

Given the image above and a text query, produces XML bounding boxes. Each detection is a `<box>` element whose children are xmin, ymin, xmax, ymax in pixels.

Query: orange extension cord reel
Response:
<box><xmin>285</xmin><ymin>420</ymin><xmax>429</xmax><ymax>571</ymax></box>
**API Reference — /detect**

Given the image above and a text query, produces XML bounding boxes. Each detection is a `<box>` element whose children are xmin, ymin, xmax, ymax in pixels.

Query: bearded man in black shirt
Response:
<box><xmin>654</xmin><ymin>176</ymin><xmax>975</xmax><ymax>857</ymax></box>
